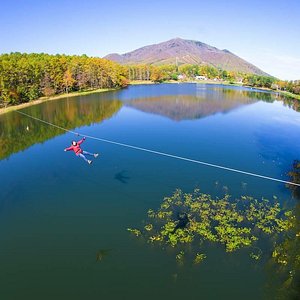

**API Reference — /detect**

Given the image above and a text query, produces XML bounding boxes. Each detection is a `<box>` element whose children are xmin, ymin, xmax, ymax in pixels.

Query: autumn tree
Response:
<box><xmin>0</xmin><ymin>53</ymin><xmax>129</xmax><ymax>106</ymax></box>
<box><xmin>63</xmin><ymin>69</ymin><xmax>75</xmax><ymax>93</ymax></box>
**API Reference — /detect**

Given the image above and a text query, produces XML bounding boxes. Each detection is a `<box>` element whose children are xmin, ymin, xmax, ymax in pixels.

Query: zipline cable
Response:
<box><xmin>16</xmin><ymin>110</ymin><xmax>300</xmax><ymax>187</ymax></box>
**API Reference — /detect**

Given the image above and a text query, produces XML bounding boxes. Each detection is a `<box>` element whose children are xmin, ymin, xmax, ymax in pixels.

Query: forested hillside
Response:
<box><xmin>0</xmin><ymin>53</ymin><xmax>128</xmax><ymax>107</ymax></box>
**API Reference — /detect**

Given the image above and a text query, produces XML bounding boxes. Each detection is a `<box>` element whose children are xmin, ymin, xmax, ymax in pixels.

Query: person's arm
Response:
<box><xmin>77</xmin><ymin>137</ymin><xmax>86</xmax><ymax>145</ymax></box>
<box><xmin>64</xmin><ymin>146</ymin><xmax>73</xmax><ymax>151</ymax></box>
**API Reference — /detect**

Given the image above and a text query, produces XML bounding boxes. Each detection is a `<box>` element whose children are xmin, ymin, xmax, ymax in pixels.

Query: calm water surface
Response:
<box><xmin>0</xmin><ymin>84</ymin><xmax>299</xmax><ymax>299</ymax></box>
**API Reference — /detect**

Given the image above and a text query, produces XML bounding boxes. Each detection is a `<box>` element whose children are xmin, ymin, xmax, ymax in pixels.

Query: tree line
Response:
<box><xmin>276</xmin><ymin>80</ymin><xmax>300</xmax><ymax>95</ymax></box>
<box><xmin>127</xmin><ymin>64</ymin><xmax>300</xmax><ymax>96</ymax></box>
<box><xmin>0</xmin><ymin>52</ymin><xmax>128</xmax><ymax>107</ymax></box>
<box><xmin>126</xmin><ymin>64</ymin><xmax>235</xmax><ymax>82</ymax></box>
<box><xmin>1</xmin><ymin>52</ymin><xmax>299</xmax><ymax>108</ymax></box>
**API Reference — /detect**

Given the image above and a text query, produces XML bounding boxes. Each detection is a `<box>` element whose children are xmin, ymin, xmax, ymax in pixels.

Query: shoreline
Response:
<box><xmin>1</xmin><ymin>81</ymin><xmax>299</xmax><ymax>116</ymax></box>
<box><xmin>0</xmin><ymin>87</ymin><xmax>119</xmax><ymax>115</ymax></box>
<box><xmin>128</xmin><ymin>80</ymin><xmax>156</xmax><ymax>85</ymax></box>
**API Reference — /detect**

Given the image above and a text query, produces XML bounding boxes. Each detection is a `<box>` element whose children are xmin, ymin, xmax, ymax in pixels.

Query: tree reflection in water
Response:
<box><xmin>266</xmin><ymin>161</ymin><xmax>300</xmax><ymax>299</ymax></box>
<box><xmin>0</xmin><ymin>97</ymin><xmax>122</xmax><ymax>160</ymax></box>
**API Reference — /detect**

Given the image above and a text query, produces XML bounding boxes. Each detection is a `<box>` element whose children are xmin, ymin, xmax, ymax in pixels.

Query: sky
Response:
<box><xmin>1</xmin><ymin>0</ymin><xmax>299</xmax><ymax>80</ymax></box>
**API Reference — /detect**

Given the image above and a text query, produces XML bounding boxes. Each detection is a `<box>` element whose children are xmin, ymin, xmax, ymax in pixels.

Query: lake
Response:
<box><xmin>0</xmin><ymin>83</ymin><xmax>299</xmax><ymax>299</ymax></box>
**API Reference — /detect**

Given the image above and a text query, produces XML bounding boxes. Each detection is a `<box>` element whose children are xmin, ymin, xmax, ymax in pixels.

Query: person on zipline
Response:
<box><xmin>64</xmin><ymin>137</ymin><xmax>98</xmax><ymax>164</ymax></box>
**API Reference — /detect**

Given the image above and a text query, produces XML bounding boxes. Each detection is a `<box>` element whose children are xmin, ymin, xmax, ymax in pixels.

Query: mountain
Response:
<box><xmin>104</xmin><ymin>38</ymin><xmax>268</xmax><ymax>75</ymax></box>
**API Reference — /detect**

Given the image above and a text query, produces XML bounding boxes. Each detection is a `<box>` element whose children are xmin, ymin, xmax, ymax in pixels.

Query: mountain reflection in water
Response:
<box><xmin>125</xmin><ymin>88</ymin><xmax>279</xmax><ymax>121</ymax></box>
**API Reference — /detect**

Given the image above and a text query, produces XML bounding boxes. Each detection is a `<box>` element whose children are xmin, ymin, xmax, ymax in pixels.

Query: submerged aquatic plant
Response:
<box><xmin>127</xmin><ymin>228</ymin><xmax>142</xmax><ymax>237</ymax></box>
<box><xmin>266</xmin><ymin>205</ymin><xmax>300</xmax><ymax>298</ymax></box>
<box><xmin>250</xmin><ymin>247</ymin><xmax>262</xmax><ymax>260</ymax></box>
<box><xmin>96</xmin><ymin>249</ymin><xmax>112</xmax><ymax>262</ymax></box>
<box><xmin>194</xmin><ymin>253</ymin><xmax>206</xmax><ymax>264</ymax></box>
<box><xmin>128</xmin><ymin>189</ymin><xmax>295</xmax><ymax>264</ymax></box>
<box><xmin>176</xmin><ymin>251</ymin><xmax>185</xmax><ymax>262</ymax></box>
<box><xmin>262</xmin><ymin>161</ymin><xmax>300</xmax><ymax>299</ymax></box>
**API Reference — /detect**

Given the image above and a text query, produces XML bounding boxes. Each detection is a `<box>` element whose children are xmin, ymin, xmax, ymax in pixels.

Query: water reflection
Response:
<box><xmin>0</xmin><ymin>96</ymin><xmax>122</xmax><ymax>160</ymax></box>
<box><xmin>126</xmin><ymin>88</ymin><xmax>284</xmax><ymax>121</ymax></box>
<box><xmin>1</xmin><ymin>85</ymin><xmax>299</xmax><ymax>162</ymax></box>
<box><xmin>1</xmin><ymin>83</ymin><xmax>300</xmax><ymax>300</ymax></box>
<box><xmin>282</xmin><ymin>97</ymin><xmax>300</xmax><ymax>112</ymax></box>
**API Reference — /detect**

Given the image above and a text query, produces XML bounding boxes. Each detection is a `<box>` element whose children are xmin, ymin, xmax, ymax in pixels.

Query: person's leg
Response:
<box><xmin>83</xmin><ymin>150</ymin><xmax>98</xmax><ymax>158</ymax></box>
<box><xmin>82</xmin><ymin>150</ymin><xmax>94</xmax><ymax>156</ymax></box>
<box><xmin>78</xmin><ymin>153</ymin><xmax>89</xmax><ymax>163</ymax></box>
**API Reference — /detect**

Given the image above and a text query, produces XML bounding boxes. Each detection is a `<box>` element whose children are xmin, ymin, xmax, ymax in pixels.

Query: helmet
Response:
<box><xmin>72</xmin><ymin>141</ymin><xmax>77</xmax><ymax>146</ymax></box>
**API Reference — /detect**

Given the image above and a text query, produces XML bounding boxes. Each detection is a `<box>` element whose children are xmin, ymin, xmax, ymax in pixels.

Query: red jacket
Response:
<box><xmin>65</xmin><ymin>138</ymin><xmax>85</xmax><ymax>155</ymax></box>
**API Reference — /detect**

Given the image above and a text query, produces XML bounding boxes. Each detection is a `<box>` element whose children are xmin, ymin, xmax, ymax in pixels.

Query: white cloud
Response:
<box><xmin>244</xmin><ymin>50</ymin><xmax>300</xmax><ymax>80</ymax></box>
<box><xmin>272</xmin><ymin>115</ymin><xmax>300</xmax><ymax>127</ymax></box>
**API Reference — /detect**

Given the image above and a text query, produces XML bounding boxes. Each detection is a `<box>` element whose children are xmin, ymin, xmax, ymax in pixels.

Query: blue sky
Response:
<box><xmin>1</xmin><ymin>0</ymin><xmax>299</xmax><ymax>80</ymax></box>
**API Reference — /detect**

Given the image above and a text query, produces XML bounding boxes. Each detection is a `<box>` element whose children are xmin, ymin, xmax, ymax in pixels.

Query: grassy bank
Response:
<box><xmin>279</xmin><ymin>90</ymin><xmax>300</xmax><ymax>101</ymax></box>
<box><xmin>241</xmin><ymin>85</ymin><xmax>300</xmax><ymax>101</ymax></box>
<box><xmin>0</xmin><ymin>87</ymin><xmax>119</xmax><ymax>115</ymax></box>
<box><xmin>183</xmin><ymin>79</ymin><xmax>243</xmax><ymax>86</ymax></box>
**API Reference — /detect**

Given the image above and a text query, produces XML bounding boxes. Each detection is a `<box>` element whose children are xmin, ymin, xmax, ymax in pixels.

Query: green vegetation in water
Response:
<box><xmin>175</xmin><ymin>250</ymin><xmax>185</xmax><ymax>263</ymax></box>
<box><xmin>288</xmin><ymin>160</ymin><xmax>300</xmax><ymax>199</ymax></box>
<box><xmin>265</xmin><ymin>161</ymin><xmax>300</xmax><ymax>299</ymax></box>
<box><xmin>96</xmin><ymin>249</ymin><xmax>112</xmax><ymax>262</ymax></box>
<box><xmin>193</xmin><ymin>253</ymin><xmax>207</xmax><ymax>264</ymax></box>
<box><xmin>266</xmin><ymin>208</ymin><xmax>300</xmax><ymax>299</ymax></box>
<box><xmin>127</xmin><ymin>228</ymin><xmax>142</xmax><ymax>237</ymax></box>
<box><xmin>128</xmin><ymin>189</ymin><xmax>295</xmax><ymax>264</ymax></box>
